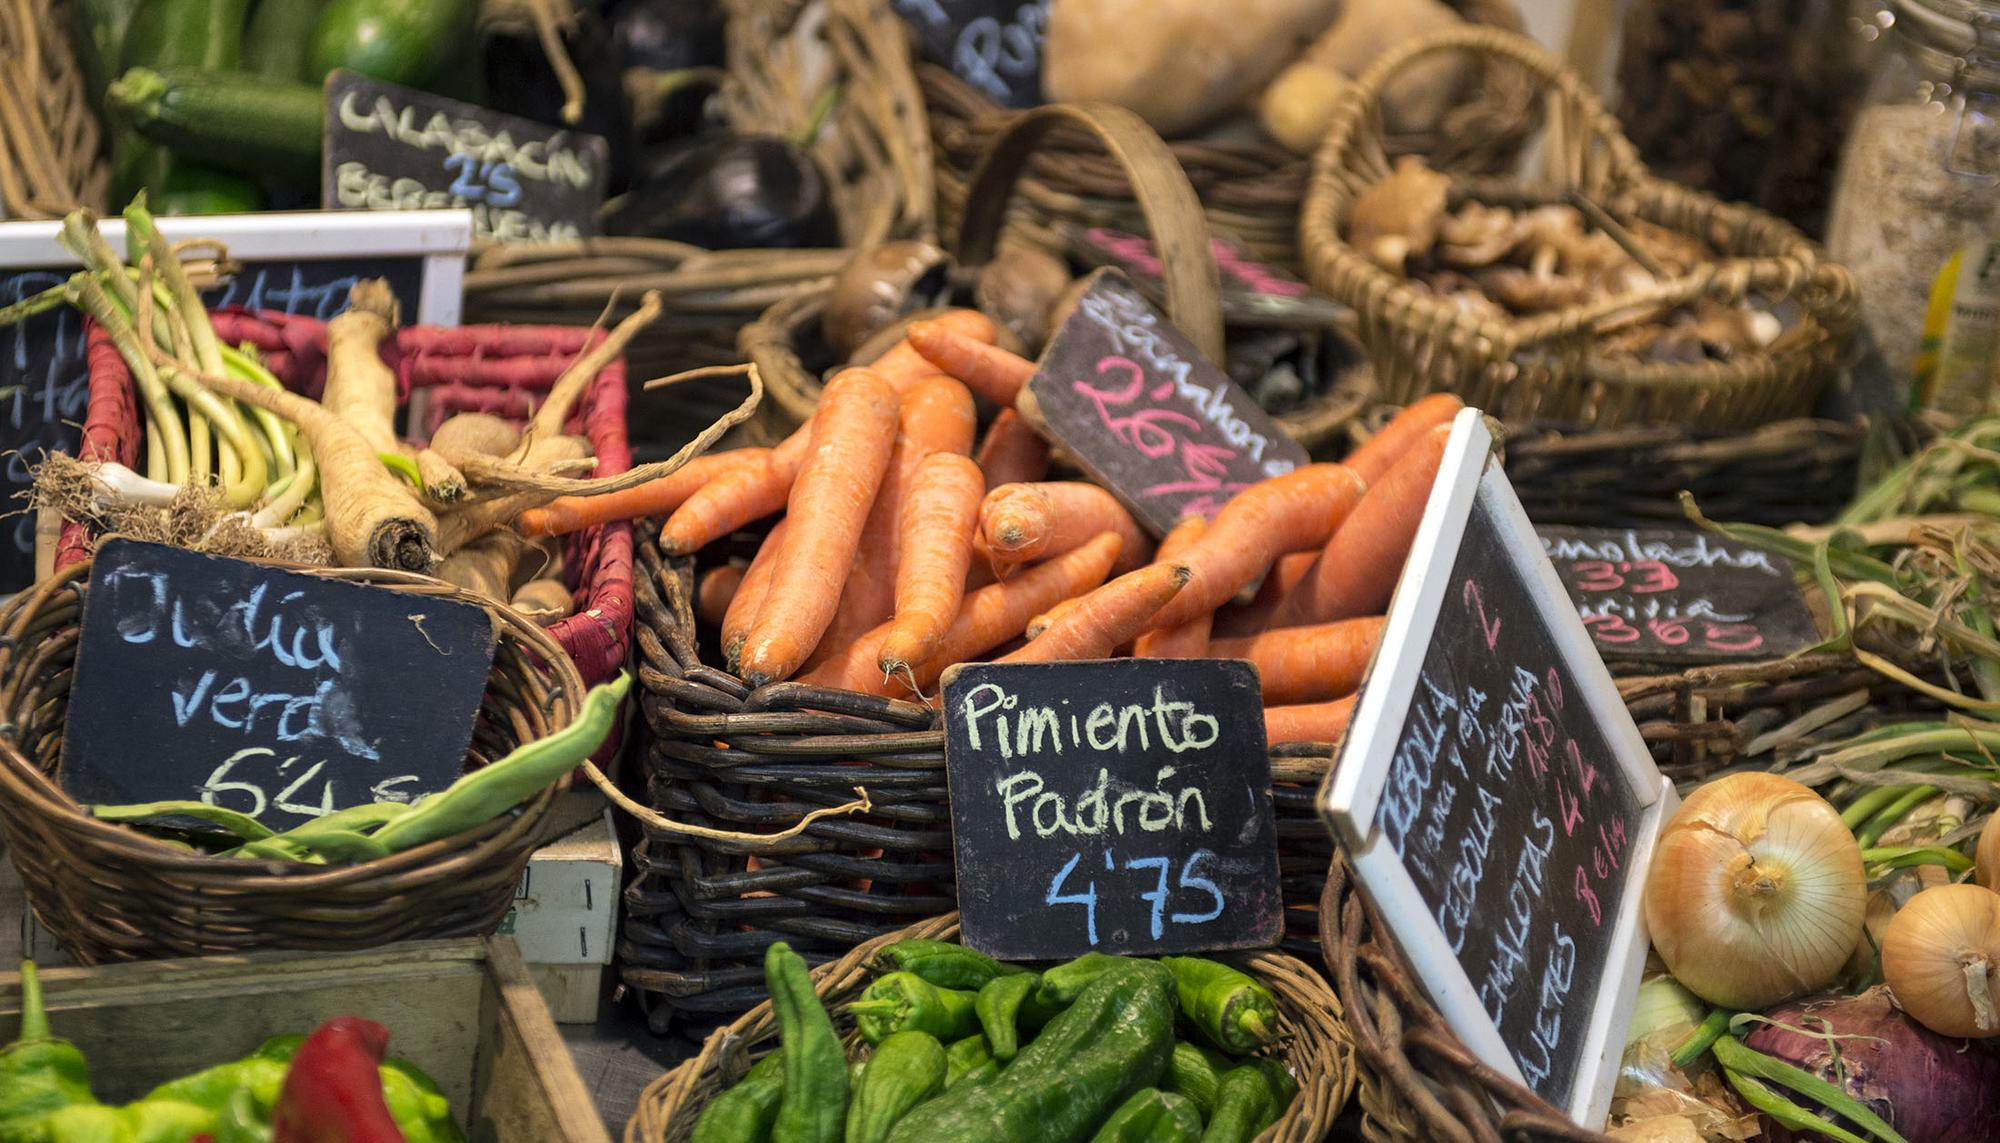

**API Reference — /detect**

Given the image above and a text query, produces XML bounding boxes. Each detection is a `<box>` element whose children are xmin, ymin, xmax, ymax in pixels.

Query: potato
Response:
<box><xmin>1044</xmin><ymin>0</ymin><xmax>1343</xmax><ymax>137</ymax></box>
<box><xmin>1258</xmin><ymin>0</ymin><xmax>1469</xmax><ymax>153</ymax></box>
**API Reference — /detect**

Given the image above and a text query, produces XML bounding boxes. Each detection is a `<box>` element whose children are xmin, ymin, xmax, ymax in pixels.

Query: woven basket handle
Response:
<box><xmin>1335</xmin><ymin>26</ymin><xmax>1645</xmax><ymax>195</ymax></box>
<box><xmin>954</xmin><ymin>101</ymin><xmax>1226</xmax><ymax>363</ymax></box>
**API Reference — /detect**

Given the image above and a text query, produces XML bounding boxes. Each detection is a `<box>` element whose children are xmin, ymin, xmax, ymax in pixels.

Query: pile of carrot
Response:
<box><xmin>528</xmin><ymin>309</ymin><xmax>1466</xmax><ymax>745</ymax></box>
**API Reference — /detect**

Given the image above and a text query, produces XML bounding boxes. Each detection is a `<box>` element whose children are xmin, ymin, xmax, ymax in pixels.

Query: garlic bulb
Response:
<box><xmin>1644</xmin><ymin>772</ymin><xmax>1867</xmax><ymax>1010</ymax></box>
<box><xmin>1882</xmin><ymin>882</ymin><xmax>2000</xmax><ymax>1038</ymax></box>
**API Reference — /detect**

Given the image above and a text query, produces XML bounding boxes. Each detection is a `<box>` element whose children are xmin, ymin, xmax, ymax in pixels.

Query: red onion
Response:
<box><xmin>1742</xmin><ymin>985</ymin><xmax>2000</xmax><ymax>1143</ymax></box>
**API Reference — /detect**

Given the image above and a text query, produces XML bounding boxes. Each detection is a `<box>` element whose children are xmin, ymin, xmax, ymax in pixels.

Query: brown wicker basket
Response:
<box><xmin>0</xmin><ymin>556</ymin><xmax>585</xmax><ymax>964</ymax></box>
<box><xmin>625</xmin><ymin>912</ymin><xmax>1357</xmax><ymax>1143</ymax></box>
<box><xmin>617</xmin><ymin>535</ymin><xmax>1339</xmax><ymax>1031</ymax></box>
<box><xmin>919</xmin><ymin>0</ymin><xmax>1535</xmax><ymax>270</ymax></box>
<box><xmin>743</xmin><ymin>100</ymin><xmax>1372</xmax><ymax>451</ymax></box>
<box><xmin>1299</xmin><ymin>26</ymin><xmax>1858</xmax><ymax>433</ymax></box>
<box><xmin>463</xmin><ymin>0</ymin><xmax>936</xmax><ymax>391</ymax></box>
<box><xmin>0</xmin><ymin>0</ymin><xmax>110</xmax><ymax>218</ymax></box>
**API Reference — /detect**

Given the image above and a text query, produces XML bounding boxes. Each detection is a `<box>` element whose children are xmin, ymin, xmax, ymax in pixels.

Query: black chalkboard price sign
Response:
<box><xmin>1062</xmin><ymin>225</ymin><xmax>1347</xmax><ymax>329</ymax></box>
<box><xmin>892</xmin><ymin>0</ymin><xmax>1048</xmax><ymax>108</ymax></box>
<box><xmin>942</xmin><ymin>658</ymin><xmax>1282</xmax><ymax>961</ymax></box>
<box><xmin>1536</xmin><ymin>524</ymin><xmax>1819</xmax><ymax>664</ymax></box>
<box><xmin>60</xmin><ymin>539</ymin><xmax>497</xmax><ymax>831</ymax></box>
<box><xmin>1320</xmin><ymin>409</ymin><xmax>1673</xmax><ymax>1127</ymax></box>
<box><xmin>323</xmin><ymin>70</ymin><xmax>608</xmax><ymax>243</ymax></box>
<box><xmin>1022</xmin><ymin>270</ymin><xmax>1310</xmax><ymax>537</ymax></box>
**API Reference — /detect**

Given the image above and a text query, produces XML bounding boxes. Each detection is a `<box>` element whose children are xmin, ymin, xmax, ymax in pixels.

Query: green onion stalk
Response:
<box><xmin>43</xmin><ymin>201</ymin><xmax>319</xmax><ymax>524</ymax></box>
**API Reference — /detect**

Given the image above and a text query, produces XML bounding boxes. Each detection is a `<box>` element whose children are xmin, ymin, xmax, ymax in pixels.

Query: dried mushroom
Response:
<box><xmin>1346</xmin><ymin>156</ymin><xmax>1792</xmax><ymax>360</ymax></box>
<box><xmin>1347</xmin><ymin>156</ymin><xmax>1452</xmax><ymax>272</ymax></box>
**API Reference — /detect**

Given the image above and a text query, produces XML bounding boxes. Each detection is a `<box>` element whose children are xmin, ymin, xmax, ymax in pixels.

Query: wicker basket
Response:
<box><xmin>0</xmin><ymin>557</ymin><xmax>584</xmax><ymax>964</ymax></box>
<box><xmin>625</xmin><ymin>912</ymin><xmax>1357</xmax><ymax>1143</ymax></box>
<box><xmin>744</xmin><ymin>100</ymin><xmax>1372</xmax><ymax>451</ymax></box>
<box><xmin>617</xmin><ymin>536</ymin><xmax>1339</xmax><ymax>1031</ymax></box>
<box><xmin>0</xmin><ymin>0</ymin><xmax>109</xmax><ymax>220</ymax></box>
<box><xmin>462</xmin><ymin>0</ymin><xmax>935</xmax><ymax>391</ymax></box>
<box><xmin>56</xmin><ymin>309</ymin><xmax>636</xmax><ymax>686</ymax></box>
<box><xmin>920</xmin><ymin>0</ymin><xmax>1534</xmax><ymax>270</ymax></box>
<box><xmin>1299</xmin><ymin>26</ymin><xmax>1858</xmax><ymax>433</ymax></box>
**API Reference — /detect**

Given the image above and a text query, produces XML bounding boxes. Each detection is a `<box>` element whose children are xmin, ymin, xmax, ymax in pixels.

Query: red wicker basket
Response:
<box><xmin>54</xmin><ymin>311</ymin><xmax>635</xmax><ymax>686</ymax></box>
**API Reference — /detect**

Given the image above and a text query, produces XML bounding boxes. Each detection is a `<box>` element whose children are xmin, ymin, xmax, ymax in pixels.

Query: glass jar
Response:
<box><xmin>1827</xmin><ymin>0</ymin><xmax>2000</xmax><ymax>413</ymax></box>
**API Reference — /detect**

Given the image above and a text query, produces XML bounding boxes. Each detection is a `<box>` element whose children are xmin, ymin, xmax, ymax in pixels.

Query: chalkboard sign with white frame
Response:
<box><xmin>1320</xmin><ymin>408</ymin><xmax>1673</xmax><ymax>1126</ymax></box>
<box><xmin>0</xmin><ymin>210</ymin><xmax>470</xmax><ymax>595</ymax></box>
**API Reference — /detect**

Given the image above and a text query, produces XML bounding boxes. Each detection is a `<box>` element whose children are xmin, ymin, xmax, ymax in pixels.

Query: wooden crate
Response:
<box><xmin>0</xmin><ymin>936</ymin><xmax>610</xmax><ymax>1143</ymax></box>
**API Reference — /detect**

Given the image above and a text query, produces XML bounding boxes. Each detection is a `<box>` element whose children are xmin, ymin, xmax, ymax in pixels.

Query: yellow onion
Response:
<box><xmin>1644</xmin><ymin>771</ymin><xmax>1866</xmax><ymax>1010</ymax></box>
<box><xmin>1978</xmin><ymin>812</ymin><xmax>2000</xmax><ymax>891</ymax></box>
<box><xmin>1881</xmin><ymin>882</ymin><xmax>2000</xmax><ymax>1038</ymax></box>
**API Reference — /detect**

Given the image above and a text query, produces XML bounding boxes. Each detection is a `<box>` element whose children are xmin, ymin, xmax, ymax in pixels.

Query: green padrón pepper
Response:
<box><xmin>1165</xmin><ymin>1042</ymin><xmax>1231</xmax><ymax>1119</ymax></box>
<box><xmin>1034</xmin><ymin>953</ymin><xmax>1125</xmax><ymax>1008</ymax></box>
<box><xmin>943</xmin><ymin>1036</ymin><xmax>996</xmax><ymax>1091</ymax></box>
<box><xmin>1088</xmin><ymin>1088</ymin><xmax>1203</xmax><ymax>1143</ymax></box>
<box><xmin>845</xmin><ymin>1032</ymin><xmax>945</xmax><ymax>1143</ymax></box>
<box><xmin>691</xmin><ymin>1052</ymin><xmax>783</xmax><ymax>1143</ymax></box>
<box><xmin>1161</xmin><ymin>958</ymin><xmax>1279</xmax><ymax>1055</ymax></box>
<box><xmin>875</xmin><ymin>941</ymin><xmax>1027</xmax><ymax>991</ymax></box>
<box><xmin>848</xmin><ymin>973</ymin><xmax>979</xmax><ymax>1045</ymax></box>
<box><xmin>885</xmin><ymin>958</ymin><xmax>1176</xmax><ymax>1143</ymax></box>
<box><xmin>975</xmin><ymin>974</ymin><xmax>1038</xmax><ymax>1061</ymax></box>
<box><xmin>0</xmin><ymin>963</ymin><xmax>96</xmax><ymax>1135</ymax></box>
<box><xmin>1199</xmin><ymin>1066</ymin><xmax>1279</xmax><ymax>1143</ymax></box>
<box><xmin>766</xmin><ymin>943</ymin><xmax>846</xmax><ymax>1143</ymax></box>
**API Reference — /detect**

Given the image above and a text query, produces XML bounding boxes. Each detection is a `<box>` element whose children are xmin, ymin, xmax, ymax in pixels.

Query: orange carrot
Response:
<box><xmin>908</xmin><ymin>319</ymin><xmax>1036</xmax><ymax>406</ymax></box>
<box><xmin>1133</xmin><ymin>517</ymin><xmax>1212</xmax><ymax>659</ymax></box>
<box><xmin>1002</xmin><ymin>563</ymin><xmax>1191</xmax><ymax>663</ymax></box>
<box><xmin>1212</xmin><ymin>550</ymin><xmax>1324</xmax><ymax>637</ymax></box>
<box><xmin>658</xmin><ymin>448</ymin><xmax>802</xmax><ymax>556</ymax></box>
<box><xmin>811</xmin><ymin>376</ymin><xmax>978</xmax><ymax>668</ymax></box>
<box><xmin>748</xmin><ymin>305</ymin><xmax>996</xmax><ymax>501</ymax></box>
<box><xmin>1147</xmin><ymin>463</ymin><xmax>1368</xmax><ymax>630</ymax></box>
<box><xmin>1343</xmin><ymin>393</ymin><xmax>1463</xmax><ymax>485</ymax></box>
<box><xmin>739</xmin><ymin>369</ymin><xmax>902</xmax><ymax>685</ymax></box>
<box><xmin>696</xmin><ymin>564</ymin><xmax>746</xmax><ymax>628</ymax></box>
<box><xmin>1025</xmin><ymin>595</ymin><xmax>1083</xmax><ymax>641</ymax></box>
<box><xmin>802</xmin><ymin>531</ymin><xmax>1123</xmax><ymax>695</ymax></box>
<box><xmin>1264</xmin><ymin>694</ymin><xmax>1358</xmax><ymax>745</ymax></box>
<box><xmin>1271</xmin><ymin>424</ymin><xmax>1451</xmax><ymax>628</ymax></box>
<box><xmin>1210</xmin><ymin>615</ymin><xmax>1385</xmax><ymax>705</ymax></box>
<box><xmin>878</xmin><ymin>453</ymin><xmax>986</xmax><ymax>675</ymax></box>
<box><xmin>975</xmin><ymin>409</ymin><xmax>1051</xmax><ymax>488</ymax></box>
<box><xmin>516</xmin><ymin>450</ymin><xmax>757</xmax><ymax>537</ymax></box>
<box><xmin>980</xmin><ymin>481</ymin><xmax>1149</xmax><ymax>573</ymax></box>
<box><xmin>721</xmin><ymin>518</ymin><xmax>787</xmax><ymax>669</ymax></box>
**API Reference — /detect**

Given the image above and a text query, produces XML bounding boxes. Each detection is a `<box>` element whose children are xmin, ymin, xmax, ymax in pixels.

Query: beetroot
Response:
<box><xmin>1742</xmin><ymin>985</ymin><xmax>2000</xmax><ymax>1143</ymax></box>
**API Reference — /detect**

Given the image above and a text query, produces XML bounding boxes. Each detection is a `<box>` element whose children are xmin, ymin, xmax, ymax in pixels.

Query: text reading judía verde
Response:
<box><xmin>103</xmin><ymin>567</ymin><xmax>421</xmax><ymax>818</ymax></box>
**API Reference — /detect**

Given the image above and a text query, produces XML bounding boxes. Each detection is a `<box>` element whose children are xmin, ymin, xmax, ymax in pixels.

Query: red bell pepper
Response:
<box><xmin>270</xmin><ymin>1018</ymin><xmax>407</xmax><ymax>1143</ymax></box>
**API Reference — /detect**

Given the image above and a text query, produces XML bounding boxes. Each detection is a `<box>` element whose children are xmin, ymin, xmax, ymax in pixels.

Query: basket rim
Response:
<box><xmin>0</xmin><ymin>553</ymin><xmax>587</xmax><ymax>880</ymax></box>
<box><xmin>624</xmin><ymin>911</ymin><xmax>1358</xmax><ymax>1143</ymax></box>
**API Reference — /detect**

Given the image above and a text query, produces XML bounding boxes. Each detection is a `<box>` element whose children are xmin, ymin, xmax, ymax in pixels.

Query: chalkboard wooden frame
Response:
<box><xmin>1319</xmin><ymin>408</ymin><xmax>1674</xmax><ymax>1126</ymax></box>
<box><xmin>0</xmin><ymin>210</ymin><xmax>472</xmax><ymax>325</ymax></box>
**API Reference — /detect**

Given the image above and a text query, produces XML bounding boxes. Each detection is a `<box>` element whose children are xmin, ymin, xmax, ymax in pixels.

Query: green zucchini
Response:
<box><xmin>308</xmin><ymin>0</ymin><xmax>475</xmax><ymax>88</ymax></box>
<box><xmin>120</xmin><ymin>0</ymin><xmax>250</xmax><ymax>71</ymax></box>
<box><xmin>149</xmin><ymin>164</ymin><xmax>263</xmax><ymax>216</ymax></box>
<box><xmin>244</xmin><ymin>0</ymin><xmax>326</xmax><ymax>81</ymax></box>
<box><xmin>110</xmin><ymin>67</ymin><xmax>322</xmax><ymax>183</ymax></box>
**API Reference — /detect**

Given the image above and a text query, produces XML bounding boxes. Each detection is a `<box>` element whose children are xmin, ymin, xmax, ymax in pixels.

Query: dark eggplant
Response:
<box><xmin>481</xmin><ymin>12</ymin><xmax>633</xmax><ymax>190</ymax></box>
<box><xmin>609</xmin><ymin>0</ymin><xmax>724</xmax><ymax>74</ymax></box>
<box><xmin>606</xmin><ymin>134</ymin><xmax>840</xmax><ymax>249</ymax></box>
